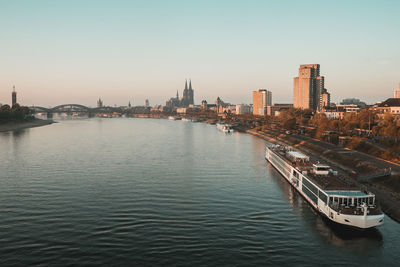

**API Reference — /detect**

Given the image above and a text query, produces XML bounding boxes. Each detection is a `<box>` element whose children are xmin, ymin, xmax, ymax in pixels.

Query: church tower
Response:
<box><xmin>182</xmin><ymin>79</ymin><xmax>189</xmax><ymax>106</ymax></box>
<box><xmin>188</xmin><ymin>79</ymin><xmax>194</xmax><ymax>105</ymax></box>
<box><xmin>12</xmin><ymin>86</ymin><xmax>17</xmax><ymax>106</ymax></box>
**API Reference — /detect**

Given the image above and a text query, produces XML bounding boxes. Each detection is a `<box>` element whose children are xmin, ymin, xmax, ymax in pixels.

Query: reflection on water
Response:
<box><xmin>0</xmin><ymin>118</ymin><xmax>399</xmax><ymax>266</ymax></box>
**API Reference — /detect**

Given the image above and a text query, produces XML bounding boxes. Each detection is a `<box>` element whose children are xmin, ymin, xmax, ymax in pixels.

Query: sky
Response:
<box><xmin>0</xmin><ymin>0</ymin><xmax>399</xmax><ymax>107</ymax></box>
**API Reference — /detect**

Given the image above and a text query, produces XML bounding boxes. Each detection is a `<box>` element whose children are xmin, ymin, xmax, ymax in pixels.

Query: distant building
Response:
<box><xmin>12</xmin><ymin>86</ymin><xmax>17</xmax><ymax>106</ymax></box>
<box><xmin>340</xmin><ymin>98</ymin><xmax>366</xmax><ymax>107</ymax></box>
<box><xmin>267</xmin><ymin>103</ymin><xmax>293</xmax><ymax>116</ymax></box>
<box><xmin>321</xmin><ymin>91</ymin><xmax>330</xmax><ymax>109</ymax></box>
<box><xmin>375</xmin><ymin>98</ymin><xmax>400</xmax><ymax>119</ymax></box>
<box><xmin>128</xmin><ymin>101</ymin><xmax>132</xmax><ymax>108</ymax></box>
<box><xmin>145</xmin><ymin>99</ymin><xmax>150</xmax><ymax>108</ymax></box>
<box><xmin>97</xmin><ymin>98</ymin><xmax>103</xmax><ymax>108</ymax></box>
<box><xmin>394</xmin><ymin>83</ymin><xmax>400</xmax><ymax>98</ymax></box>
<box><xmin>253</xmin><ymin>89</ymin><xmax>272</xmax><ymax>116</ymax></box>
<box><xmin>322</xmin><ymin>104</ymin><xmax>360</xmax><ymax>119</ymax></box>
<box><xmin>166</xmin><ymin>79</ymin><xmax>195</xmax><ymax>109</ymax></box>
<box><xmin>201</xmin><ymin>100</ymin><xmax>208</xmax><ymax>110</ymax></box>
<box><xmin>201</xmin><ymin>100</ymin><xmax>217</xmax><ymax>111</ymax></box>
<box><xmin>176</xmin><ymin>107</ymin><xmax>187</xmax><ymax>114</ymax></box>
<box><xmin>294</xmin><ymin>64</ymin><xmax>329</xmax><ymax>111</ymax></box>
<box><xmin>151</xmin><ymin>105</ymin><xmax>164</xmax><ymax>112</ymax></box>
<box><xmin>215</xmin><ymin>97</ymin><xmax>226</xmax><ymax>114</ymax></box>
<box><xmin>182</xmin><ymin>79</ymin><xmax>194</xmax><ymax>106</ymax></box>
<box><xmin>236</xmin><ymin>104</ymin><xmax>252</xmax><ymax>114</ymax></box>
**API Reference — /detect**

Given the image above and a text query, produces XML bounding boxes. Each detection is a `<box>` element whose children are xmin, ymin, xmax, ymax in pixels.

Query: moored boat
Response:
<box><xmin>216</xmin><ymin>123</ymin><xmax>234</xmax><ymax>133</ymax></box>
<box><xmin>168</xmin><ymin>116</ymin><xmax>180</xmax><ymax>120</ymax></box>
<box><xmin>265</xmin><ymin>144</ymin><xmax>384</xmax><ymax>229</ymax></box>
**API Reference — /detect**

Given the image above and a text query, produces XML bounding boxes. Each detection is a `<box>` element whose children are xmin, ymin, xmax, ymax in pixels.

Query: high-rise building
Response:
<box><xmin>253</xmin><ymin>89</ymin><xmax>272</xmax><ymax>116</ymax></box>
<box><xmin>294</xmin><ymin>64</ymin><xmax>329</xmax><ymax>111</ymax></box>
<box><xmin>321</xmin><ymin>91</ymin><xmax>331</xmax><ymax>108</ymax></box>
<box><xmin>394</xmin><ymin>83</ymin><xmax>400</xmax><ymax>98</ymax></box>
<box><xmin>11</xmin><ymin>86</ymin><xmax>17</xmax><ymax>106</ymax></box>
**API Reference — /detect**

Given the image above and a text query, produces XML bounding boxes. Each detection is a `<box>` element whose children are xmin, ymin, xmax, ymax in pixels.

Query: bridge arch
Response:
<box><xmin>51</xmin><ymin>104</ymin><xmax>91</xmax><ymax>112</ymax></box>
<box><xmin>29</xmin><ymin>106</ymin><xmax>51</xmax><ymax>113</ymax></box>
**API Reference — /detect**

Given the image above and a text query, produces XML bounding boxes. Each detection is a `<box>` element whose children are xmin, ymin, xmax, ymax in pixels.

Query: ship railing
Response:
<box><xmin>329</xmin><ymin>203</ymin><xmax>381</xmax><ymax>216</ymax></box>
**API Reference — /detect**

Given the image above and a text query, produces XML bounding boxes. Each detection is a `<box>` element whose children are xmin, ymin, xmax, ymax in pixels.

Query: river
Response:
<box><xmin>0</xmin><ymin>118</ymin><xmax>399</xmax><ymax>265</ymax></box>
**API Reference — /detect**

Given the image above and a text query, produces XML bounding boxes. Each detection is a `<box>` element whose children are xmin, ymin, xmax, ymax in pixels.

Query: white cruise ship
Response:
<box><xmin>266</xmin><ymin>144</ymin><xmax>384</xmax><ymax>229</ymax></box>
<box><xmin>216</xmin><ymin>123</ymin><xmax>234</xmax><ymax>133</ymax></box>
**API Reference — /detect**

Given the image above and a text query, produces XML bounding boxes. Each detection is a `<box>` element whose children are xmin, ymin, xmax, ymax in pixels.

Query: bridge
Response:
<box><xmin>29</xmin><ymin>104</ymin><xmax>122</xmax><ymax>117</ymax></box>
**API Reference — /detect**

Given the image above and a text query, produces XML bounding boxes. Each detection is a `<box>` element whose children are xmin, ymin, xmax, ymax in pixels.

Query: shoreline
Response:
<box><xmin>0</xmin><ymin>119</ymin><xmax>54</xmax><ymax>132</ymax></box>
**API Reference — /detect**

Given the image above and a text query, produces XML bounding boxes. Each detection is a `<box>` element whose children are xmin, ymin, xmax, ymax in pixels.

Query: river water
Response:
<box><xmin>0</xmin><ymin>118</ymin><xmax>399</xmax><ymax>266</ymax></box>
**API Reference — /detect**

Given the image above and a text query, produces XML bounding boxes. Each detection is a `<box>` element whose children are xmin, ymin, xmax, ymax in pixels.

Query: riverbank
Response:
<box><xmin>239</xmin><ymin>127</ymin><xmax>400</xmax><ymax>223</ymax></box>
<box><xmin>0</xmin><ymin>119</ymin><xmax>54</xmax><ymax>132</ymax></box>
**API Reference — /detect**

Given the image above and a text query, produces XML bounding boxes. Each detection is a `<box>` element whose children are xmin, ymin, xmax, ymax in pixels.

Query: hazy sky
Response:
<box><xmin>0</xmin><ymin>0</ymin><xmax>399</xmax><ymax>107</ymax></box>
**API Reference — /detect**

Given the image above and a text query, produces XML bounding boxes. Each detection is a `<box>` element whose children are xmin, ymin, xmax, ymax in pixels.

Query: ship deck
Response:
<box><xmin>273</xmin><ymin>149</ymin><xmax>358</xmax><ymax>191</ymax></box>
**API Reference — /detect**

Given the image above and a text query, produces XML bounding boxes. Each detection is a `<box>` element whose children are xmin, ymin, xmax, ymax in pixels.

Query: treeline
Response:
<box><xmin>276</xmin><ymin>108</ymin><xmax>400</xmax><ymax>162</ymax></box>
<box><xmin>277</xmin><ymin>108</ymin><xmax>385</xmax><ymax>138</ymax></box>
<box><xmin>0</xmin><ymin>104</ymin><xmax>32</xmax><ymax>123</ymax></box>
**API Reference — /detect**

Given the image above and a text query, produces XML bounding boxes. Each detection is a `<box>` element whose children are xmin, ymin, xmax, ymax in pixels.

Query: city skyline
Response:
<box><xmin>1</xmin><ymin>0</ymin><xmax>399</xmax><ymax>106</ymax></box>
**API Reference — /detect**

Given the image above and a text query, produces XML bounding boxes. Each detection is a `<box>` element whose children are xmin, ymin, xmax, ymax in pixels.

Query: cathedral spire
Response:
<box><xmin>185</xmin><ymin>79</ymin><xmax>188</xmax><ymax>90</ymax></box>
<box><xmin>176</xmin><ymin>90</ymin><xmax>179</xmax><ymax>99</ymax></box>
<box><xmin>189</xmin><ymin>79</ymin><xmax>192</xmax><ymax>91</ymax></box>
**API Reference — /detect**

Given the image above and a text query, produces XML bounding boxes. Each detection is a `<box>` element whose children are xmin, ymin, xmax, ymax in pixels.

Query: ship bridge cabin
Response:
<box><xmin>327</xmin><ymin>191</ymin><xmax>375</xmax><ymax>207</ymax></box>
<box><xmin>326</xmin><ymin>191</ymin><xmax>380</xmax><ymax>216</ymax></box>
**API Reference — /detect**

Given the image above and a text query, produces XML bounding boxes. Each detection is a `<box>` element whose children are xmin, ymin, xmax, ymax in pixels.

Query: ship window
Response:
<box><xmin>344</xmin><ymin>198</ymin><xmax>348</xmax><ymax>206</ymax></box>
<box><xmin>303</xmin><ymin>186</ymin><xmax>318</xmax><ymax>204</ymax></box>
<box><xmin>369</xmin><ymin>197</ymin><xmax>374</xmax><ymax>205</ymax></box>
<box><xmin>319</xmin><ymin>191</ymin><xmax>327</xmax><ymax>204</ymax></box>
<box><xmin>334</xmin><ymin>197</ymin><xmax>338</xmax><ymax>203</ymax></box>
<box><xmin>329</xmin><ymin>197</ymin><xmax>333</xmax><ymax>204</ymax></box>
<box><xmin>303</xmin><ymin>178</ymin><xmax>318</xmax><ymax>195</ymax></box>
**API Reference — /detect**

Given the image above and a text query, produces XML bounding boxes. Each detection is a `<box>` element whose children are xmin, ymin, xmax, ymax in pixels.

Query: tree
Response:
<box><xmin>283</xmin><ymin>118</ymin><xmax>296</xmax><ymax>130</ymax></box>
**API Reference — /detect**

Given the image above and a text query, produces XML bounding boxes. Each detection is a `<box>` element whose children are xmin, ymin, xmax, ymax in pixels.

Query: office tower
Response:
<box><xmin>253</xmin><ymin>89</ymin><xmax>272</xmax><ymax>116</ymax></box>
<box><xmin>294</xmin><ymin>64</ymin><xmax>328</xmax><ymax>111</ymax></box>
